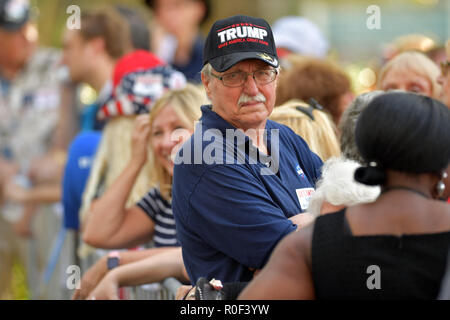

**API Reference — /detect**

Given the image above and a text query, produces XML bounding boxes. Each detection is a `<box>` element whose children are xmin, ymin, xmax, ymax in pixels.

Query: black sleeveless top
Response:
<box><xmin>312</xmin><ymin>209</ymin><xmax>450</xmax><ymax>299</ymax></box>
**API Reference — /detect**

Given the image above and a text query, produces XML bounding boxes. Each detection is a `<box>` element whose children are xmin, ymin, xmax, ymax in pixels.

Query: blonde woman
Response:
<box><xmin>73</xmin><ymin>84</ymin><xmax>207</xmax><ymax>299</ymax></box>
<box><xmin>437</xmin><ymin>39</ymin><xmax>450</xmax><ymax>108</ymax></box>
<box><xmin>379</xmin><ymin>50</ymin><xmax>442</xmax><ymax>99</ymax></box>
<box><xmin>269</xmin><ymin>99</ymin><xmax>340</xmax><ymax>161</ymax></box>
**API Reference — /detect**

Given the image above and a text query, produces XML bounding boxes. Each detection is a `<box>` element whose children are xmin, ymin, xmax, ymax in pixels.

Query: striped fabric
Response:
<box><xmin>136</xmin><ymin>187</ymin><xmax>179</xmax><ymax>247</ymax></box>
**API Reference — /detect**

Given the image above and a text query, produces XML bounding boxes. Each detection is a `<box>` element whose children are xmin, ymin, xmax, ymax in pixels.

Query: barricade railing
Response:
<box><xmin>0</xmin><ymin>201</ymin><xmax>183</xmax><ymax>300</ymax></box>
<box><xmin>0</xmin><ymin>203</ymin><xmax>75</xmax><ymax>300</ymax></box>
<box><xmin>126</xmin><ymin>277</ymin><xmax>182</xmax><ymax>300</ymax></box>
<box><xmin>77</xmin><ymin>244</ymin><xmax>183</xmax><ymax>300</ymax></box>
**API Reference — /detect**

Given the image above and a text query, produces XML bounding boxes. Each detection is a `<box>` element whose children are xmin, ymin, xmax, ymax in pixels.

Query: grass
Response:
<box><xmin>11</xmin><ymin>259</ymin><xmax>30</xmax><ymax>300</ymax></box>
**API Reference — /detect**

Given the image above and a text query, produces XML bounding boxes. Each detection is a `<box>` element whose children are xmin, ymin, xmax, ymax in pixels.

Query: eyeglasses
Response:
<box><xmin>440</xmin><ymin>61</ymin><xmax>450</xmax><ymax>77</ymax></box>
<box><xmin>211</xmin><ymin>69</ymin><xmax>278</xmax><ymax>87</ymax></box>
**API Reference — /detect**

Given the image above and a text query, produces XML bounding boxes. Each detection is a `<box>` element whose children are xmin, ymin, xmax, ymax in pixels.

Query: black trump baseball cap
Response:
<box><xmin>203</xmin><ymin>15</ymin><xmax>279</xmax><ymax>72</ymax></box>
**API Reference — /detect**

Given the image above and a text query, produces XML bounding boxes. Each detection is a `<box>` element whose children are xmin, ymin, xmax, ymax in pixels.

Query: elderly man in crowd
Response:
<box><xmin>172</xmin><ymin>15</ymin><xmax>323</xmax><ymax>285</ymax></box>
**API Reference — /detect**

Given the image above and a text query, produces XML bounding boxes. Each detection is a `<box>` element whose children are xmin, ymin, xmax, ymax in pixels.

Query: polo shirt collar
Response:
<box><xmin>199</xmin><ymin>104</ymin><xmax>276</xmax><ymax>156</ymax></box>
<box><xmin>200</xmin><ymin>105</ymin><xmax>236</xmax><ymax>133</ymax></box>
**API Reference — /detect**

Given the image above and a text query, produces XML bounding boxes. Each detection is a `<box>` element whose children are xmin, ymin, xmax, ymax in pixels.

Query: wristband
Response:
<box><xmin>107</xmin><ymin>251</ymin><xmax>120</xmax><ymax>270</ymax></box>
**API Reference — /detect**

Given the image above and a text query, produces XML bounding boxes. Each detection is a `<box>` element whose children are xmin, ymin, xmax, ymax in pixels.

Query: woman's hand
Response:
<box><xmin>72</xmin><ymin>256</ymin><xmax>109</xmax><ymax>300</ymax></box>
<box><xmin>86</xmin><ymin>271</ymin><xmax>120</xmax><ymax>300</ymax></box>
<box><xmin>130</xmin><ymin>115</ymin><xmax>151</xmax><ymax>168</ymax></box>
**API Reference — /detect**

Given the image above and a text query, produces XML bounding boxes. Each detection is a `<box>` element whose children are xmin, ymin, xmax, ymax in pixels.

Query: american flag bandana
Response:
<box><xmin>97</xmin><ymin>65</ymin><xmax>186</xmax><ymax>120</ymax></box>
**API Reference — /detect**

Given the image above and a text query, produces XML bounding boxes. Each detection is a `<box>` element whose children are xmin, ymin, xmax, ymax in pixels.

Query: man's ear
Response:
<box><xmin>192</xmin><ymin>0</ymin><xmax>207</xmax><ymax>25</ymax></box>
<box><xmin>201</xmin><ymin>72</ymin><xmax>212</xmax><ymax>100</ymax></box>
<box><xmin>89</xmin><ymin>37</ymin><xmax>106</xmax><ymax>54</ymax></box>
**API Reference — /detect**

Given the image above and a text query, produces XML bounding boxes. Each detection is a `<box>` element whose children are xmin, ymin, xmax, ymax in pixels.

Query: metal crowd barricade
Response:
<box><xmin>1</xmin><ymin>202</ymin><xmax>77</xmax><ymax>300</ymax></box>
<box><xmin>127</xmin><ymin>277</ymin><xmax>182</xmax><ymax>300</ymax></box>
<box><xmin>78</xmin><ymin>245</ymin><xmax>183</xmax><ymax>300</ymax></box>
<box><xmin>17</xmin><ymin>204</ymin><xmax>183</xmax><ymax>300</ymax></box>
<box><xmin>0</xmin><ymin>200</ymin><xmax>182</xmax><ymax>300</ymax></box>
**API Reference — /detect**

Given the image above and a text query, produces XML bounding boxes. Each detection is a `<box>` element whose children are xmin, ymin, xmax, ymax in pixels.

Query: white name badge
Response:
<box><xmin>133</xmin><ymin>75</ymin><xmax>163</xmax><ymax>96</ymax></box>
<box><xmin>296</xmin><ymin>188</ymin><xmax>315</xmax><ymax>211</ymax></box>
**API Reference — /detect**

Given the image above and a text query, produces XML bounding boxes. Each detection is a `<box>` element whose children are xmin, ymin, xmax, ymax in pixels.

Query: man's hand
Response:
<box><xmin>2</xmin><ymin>178</ymin><xmax>28</xmax><ymax>203</ymax></box>
<box><xmin>0</xmin><ymin>157</ymin><xmax>19</xmax><ymax>188</ymax></box>
<box><xmin>28</xmin><ymin>151</ymin><xmax>65</xmax><ymax>184</ymax></box>
<box><xmin>13</xmin><ymin>216</ymin><xmax>33</xmax><ymax>238</ymax></box>
<box><xmin>176</xmin><ymin>285</ymin><xmax>195</xmax><ymax>300</ymax></box>
<box><xmin>12</xmin><ymin>205</ymin><xmax>36</xmax><ymax>238</ymax></box>
<box><xmin>72</xmin><ymin>256</ymin><xmax>109</xmax><ymax>300</ymax></box>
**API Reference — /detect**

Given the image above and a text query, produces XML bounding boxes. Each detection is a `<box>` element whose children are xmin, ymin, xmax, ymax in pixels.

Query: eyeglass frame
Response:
<box><xmin>440</xmin><ymin>61</ymin><xmax>450</xmax><ymax>77</ymax></box>
<box><xmin>210</xmin><ymin>68</ymin><xmax>278</xmax><ymax>87</ymax></box>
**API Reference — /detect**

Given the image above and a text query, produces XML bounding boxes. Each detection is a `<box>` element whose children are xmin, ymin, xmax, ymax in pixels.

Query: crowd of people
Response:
<box><xmin>0</xmin><ymin>0</ymin><xmax>449</xmax><ymax>301</ymax></box>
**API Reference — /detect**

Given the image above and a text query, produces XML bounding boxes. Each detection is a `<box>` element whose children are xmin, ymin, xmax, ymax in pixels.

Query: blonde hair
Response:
<box><xmin>378</xmin><ymin>51</ymin><xmax>442</xmax><ymax>99</ymax></box>
<box><xmin>81</xmin><ymin>84</ymin><xmax>206</xmax><ymax>224</ymax></box>
<box><xmin>148</xmin><ymin>83</ymin><xmax>207</xmax><ymax>199</ymax></box>
<box><xmin>385</xmin><ymin>34</ymin><xmax>438</xmax><ymax>58</ymax></box>
<box><xmin>446</xmin><ymin>40</ymin><xmax>450</xmax><ymax>61</ymax></box>
<box><xmin>270</xmin><ymin>99</ymin><xmax>341</xmax><ymax>161</ymax></box>
<box><xmin>80</xmin><ymin>116</ymin><xmax>155</xmax><ymax>226</ymax></box>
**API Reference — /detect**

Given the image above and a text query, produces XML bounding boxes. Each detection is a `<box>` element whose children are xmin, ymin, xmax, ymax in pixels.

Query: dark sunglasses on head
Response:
<box><xmin>295</xmin><ymin>98</ymin><xmax>324</xmax><ymax>121</ymax></box>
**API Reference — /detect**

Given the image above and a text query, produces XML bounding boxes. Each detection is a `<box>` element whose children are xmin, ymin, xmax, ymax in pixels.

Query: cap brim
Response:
<box><xmin>0</xmin><ymin>19</ymin><xmax>26</xmax><ymax>31</ymax></box>
<box><xmin>0</xmin><ymin>12</ymin><xmax>29</xmax><ymax>32</ymax></box>
<box><xmin>209</xmin><ymin>51</ymin><xmax>279</xmax><ymax>72</ymax></box>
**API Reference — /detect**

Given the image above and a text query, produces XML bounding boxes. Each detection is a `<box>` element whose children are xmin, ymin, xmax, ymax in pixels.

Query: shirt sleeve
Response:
<box><xmin>292</xmin><ymin>132</ymin><xmax>324</xmax><ymax>187</ymax></box>
<box><xmin>136</xmin><ymin>189</ymin><xmax>158</xmax><ymax>222</ymax></box>
<box><xmin>187</xmin><ymin>164</ymin><xmax>297</xmax><ymax>269</ymax></box>
<box><xmin>308</xmin><ymin>151</ymin><xmax>324</xmax><ymax>186</ymax></box>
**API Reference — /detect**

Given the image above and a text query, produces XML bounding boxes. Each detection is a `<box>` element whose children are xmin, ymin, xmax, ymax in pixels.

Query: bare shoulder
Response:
<box><xmin>347</xmin><ymin>199</ymin><xmax>450</xmax><ymax>234</ymax></box>
<box><xmin>295</xmin><ymin>222</ymin><xmax>314</xmax><ymax>247</ymax></box>
<box><xmin>433</xmin><ymin>200</ymin><xmax>450</xmax><ymax>227</ymax></box>
<box><xmin>238</xmin><ymin>223</ymin><xmax>316</xmax><ymax>300</ymax></box>
<box><xmin>435</xmin><ymin>200</ymin><xmax>450</xmax><ymax>212</ymax></box>
<box><xmin>274</xmin><ymin>222</ymin><xmax>315</xmax><ymax>265</ymax></box>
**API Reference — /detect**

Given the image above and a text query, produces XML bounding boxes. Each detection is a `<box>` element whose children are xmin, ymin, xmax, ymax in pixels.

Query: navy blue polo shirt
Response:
<box><xmin>172</xmin><ymin>105</ymin><xmax>323</xmax><ymax>284</ymax></box>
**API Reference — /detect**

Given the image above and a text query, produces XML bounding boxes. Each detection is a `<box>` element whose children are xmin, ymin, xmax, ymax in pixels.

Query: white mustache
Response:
<box><xmin>238</xmin><ymin>93</ymin><xmax>266</xmax><ymax>106</ymax></box>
